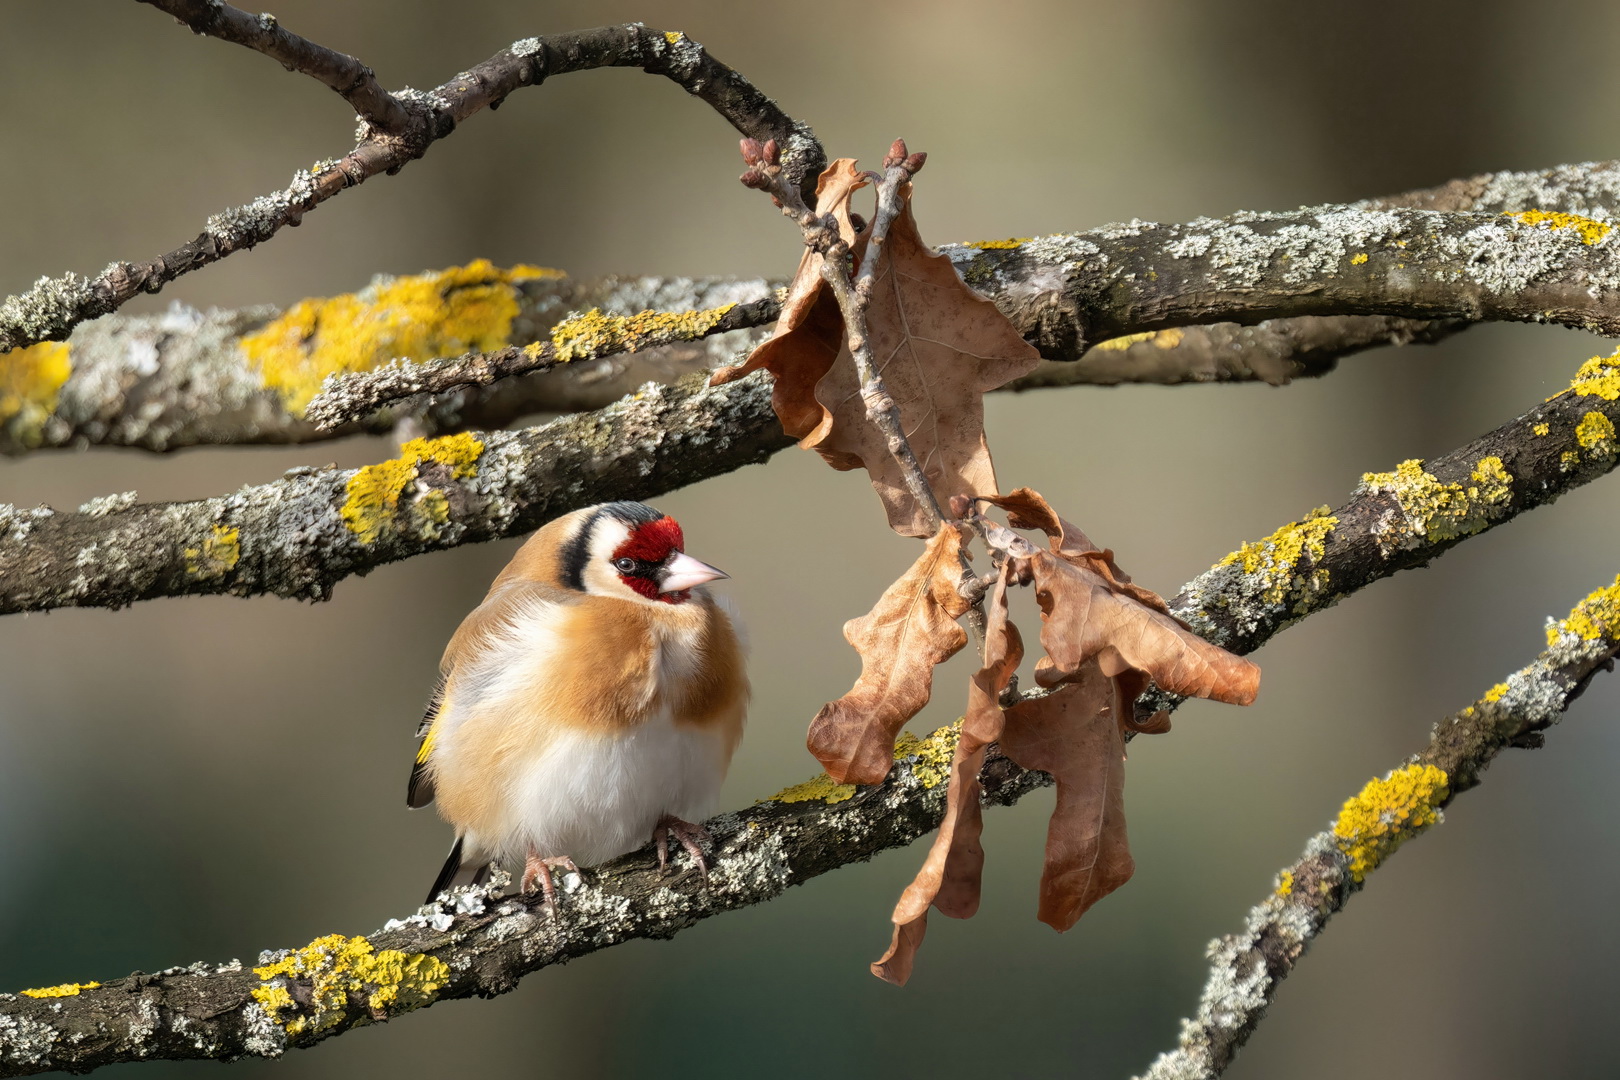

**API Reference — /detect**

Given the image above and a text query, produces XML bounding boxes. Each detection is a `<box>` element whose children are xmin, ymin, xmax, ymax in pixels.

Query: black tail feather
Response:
<box><xmin>426</xmin><ymin>837</ymin><xmax>465</xmax><ymax>905</ymax></box>
<box><xmin>425</xmin><ymin>838</ymin><xmax>493</xmax><ymax>905</ymax></box>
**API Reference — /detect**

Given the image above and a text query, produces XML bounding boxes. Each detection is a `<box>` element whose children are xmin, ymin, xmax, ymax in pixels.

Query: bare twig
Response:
<box><xmin>137</xmin><ymin>0</ymin><xmax>409</xmax><ymax>132</ymax></box>
<box><xmin>0</xmin><ymin>23</ymin><xmax>824</xmax><ymax>353</ymax></box>
<box><xmin>1138</xmin><ymin>576</ymin><xmax>1620</xmax><ymax>1079</ymax></box>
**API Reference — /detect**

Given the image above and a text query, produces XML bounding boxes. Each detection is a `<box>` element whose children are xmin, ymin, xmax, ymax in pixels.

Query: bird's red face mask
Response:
<box><xmin>611</xmin><ymin>516</ymin><xmax>728</xmax><ymax>603</ymax></box>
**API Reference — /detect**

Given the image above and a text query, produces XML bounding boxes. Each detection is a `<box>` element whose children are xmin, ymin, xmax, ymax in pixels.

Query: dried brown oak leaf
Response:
<box><xmin>709</xmin><ymin>159</ymin><xmax>869</xmax><ymax>439</ymax></box>
<box><xmin>985</xmin><ymin>489</ymin><xmax>1260</xmax><ymax>710</ymax></box>
<box><xmin>873</xmin><ymin>565</ymin><xmax>1022</xmax><ymax>986</ymax></box>
<box><xmin>807</xmin><ymin>523</ymin><xmax>971</xmax><ymax>786</ymax></box>
<box><xmin>811</xmin><ymin>185</ymin><xmax>1043</xmax><ymax>536</ymax></box>
<box><xmin>999</xmin><ymin>664</ymin><xmax>1134</xmax><ymax>931</ymax></box>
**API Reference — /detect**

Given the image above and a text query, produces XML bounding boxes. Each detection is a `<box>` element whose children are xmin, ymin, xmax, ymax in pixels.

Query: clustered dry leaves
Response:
<box><xmin>716</xmin><ymin>147</ymin><xmax>1261</xmax><ymax>983</ymax></box>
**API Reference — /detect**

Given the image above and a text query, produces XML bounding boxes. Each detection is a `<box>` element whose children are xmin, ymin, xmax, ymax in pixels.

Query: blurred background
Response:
<box><xmin>3</xmin><ymin>1</ymin><xmax>1619</xmax><ymax>1077</ymax></box>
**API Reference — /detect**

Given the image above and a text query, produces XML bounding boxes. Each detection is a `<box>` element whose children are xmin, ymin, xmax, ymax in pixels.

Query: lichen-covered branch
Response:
<box><xmin>302</xmin><ymin>294</ymin><xmax>782</xmax><ymax>432</ymax></box>
<box><xmin>0</xmin><ymin>265</ymin><xmax>775</xmax><ymax>454</ymax></box>
<box><xmin>0</xmin><ymin>725</ymin><xmax>1047</xmax><ymax>1076</ymax></box>
<box><xmin>15</xmin><ymin>160</ymin><xmax>1620</xmax><ymax>454</ymax></box>
<box><xmin>0</xmin><ymin>22</ymin><xmax>823</xmax><ymax>354</ymax></box>
<box><xmin>1137</xmin><ymin>576</ymin><xmax>1620</xmax><ymax>1080</ymax></box>
<box><xmin>948</xmin><ymin>202</ymin><xmax>1620</xmax><ymax>361</ymax></box>
<box><xmin>0</xmin><ymin>370</ymin><xmax>791</xmax><ymax>613</ymax></box>
<box><xmin>137</xmin><ymin>0</ymin><xmax>409</xmax><ymax>133</ymax></box>
<box><xmin>7</xmin><ymin>341</ymin><xmax>1620</xmax><ymax>617</ymax></box>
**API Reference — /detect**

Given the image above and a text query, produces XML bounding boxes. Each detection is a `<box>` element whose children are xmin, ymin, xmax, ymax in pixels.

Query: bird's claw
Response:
<box><xmin>652</xmin><ymin>815</ymin><xmax>711</xmax><ymax>881</ymax></box>
<box><xmin>521</xmin><ymin>851</ymin><xmax>582</xmax><ymax>914</ymax></box>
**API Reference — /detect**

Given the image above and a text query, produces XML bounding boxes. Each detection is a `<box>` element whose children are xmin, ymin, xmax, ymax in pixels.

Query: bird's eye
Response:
<box><xmin>613</xmin><ymin>557</ymin><xmax>637</xmax><ymax>574</ymax></box>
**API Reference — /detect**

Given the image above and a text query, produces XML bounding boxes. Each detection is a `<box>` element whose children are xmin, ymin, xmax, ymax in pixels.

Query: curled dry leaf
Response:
<box><xmin>807</xmin><ymin>523</ymin><xmax>972</xmax><ymax>785</ymax></box>
<box><xmin>999</xmin><ymin>666</ymin><xmax>1134</xmax><ymax>931</ymax></box>
<box><xmin>809</xmin><ymin>186</ymin><xmax>1043</xmax><ymax>536</ymax></box>
<box><xmin>1028</xmin><ymin>548</ymin><xmax>1259</xmax><ymax>706</ymax></box>
<box><xmin>873</xmin><ymin>565</ymin><xmax>1022</xmax><ymax>986</ymax></box>
<box><xmin>985</xmin><ymin>488</ymin><xmax>1260</xmax><ymax>710</ymax></box>
<box><xmin>709</xmin><ymin>159</ymin><xmax>870</xmax><ymax>438</ymax></box>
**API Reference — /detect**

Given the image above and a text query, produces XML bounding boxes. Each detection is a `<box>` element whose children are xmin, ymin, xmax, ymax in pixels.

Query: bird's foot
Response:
<box><xmin>521</xmin><ymin>851</ymin><xmax>582</xmax><ymax>913</ymax></box>
<box><xmin>652</xmin><ymin>815</ymin><xmax>711</xmax><ymax>880</ymax></box>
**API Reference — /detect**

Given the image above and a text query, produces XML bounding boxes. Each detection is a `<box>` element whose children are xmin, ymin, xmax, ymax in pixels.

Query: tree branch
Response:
<box><xmin>10</xmin><ymin>160</ymin><xmax>1620</xmax><ymax>455</ymax></box>
<box><xmin>948</xmin><ymin>203</ymin><xmax>1620</xmax><ymax>361</ymax></box>
<box><xmin>0</xmin><ymin>21</ymin><xmax>824</xmax><ymax>354</ymax></box>
<box><xmin>0</xmin><ymin>270</ymin><xmax>777</xmax><ymax>454</ymax></box>
<box><xmin>7</xmin><ymin>321</ymin><xmax>1618</xmax><ymax>619</ymax></box>
<box><xmin>137</xmin><ymin>0</ymin><xmax>409</xmax><ymax>133</ymax></box>
<box><xmin>1137</xmin><ymin>575</ymin><xmax>1620</xmax><ymax>1079</ymax></box>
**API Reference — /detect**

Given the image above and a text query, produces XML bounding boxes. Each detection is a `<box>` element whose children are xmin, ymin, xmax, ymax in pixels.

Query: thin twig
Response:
<box><xmin>137</xmin><ymin>0</ymin><xmax>410</xmax><ymax>133</ymax></box>
<box><xmin>740</xmin><ymin>137</ymin><xmax>947</xmax><ymax>532</ymax></box>
<box><xmin>0</xmin><ymin>24</ymin><xmax>824</xmax><ymax>353</ymax></box>
<box><xmin>1137</xmin><ymin>576</ymin><xmax>1620</xmax><ymax>1079</ymax></box>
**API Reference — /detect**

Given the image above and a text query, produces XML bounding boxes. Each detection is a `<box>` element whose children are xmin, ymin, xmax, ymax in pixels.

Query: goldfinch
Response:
<box><xmin>408</xmin><ymin>501</ymin><xmax>748</xmax><ymax>906</ymax></box>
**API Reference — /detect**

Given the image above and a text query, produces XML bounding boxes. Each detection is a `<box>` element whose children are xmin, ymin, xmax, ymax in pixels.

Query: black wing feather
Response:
<box><xmin>406</xmin><ymin>675</ymin><xmax>446</xmax><ymax>809</ymax></box>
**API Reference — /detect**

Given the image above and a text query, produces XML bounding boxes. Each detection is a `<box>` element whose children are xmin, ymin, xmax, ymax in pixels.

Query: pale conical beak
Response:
<box><xmin>659</xmin><ymin>551</ymin><xmax>729</xmax><ymax>593</ymax></box>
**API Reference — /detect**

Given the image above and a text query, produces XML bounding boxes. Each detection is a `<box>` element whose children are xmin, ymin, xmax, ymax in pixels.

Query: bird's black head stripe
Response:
<box><xmin>559</xmin><ymin>507</ymin><xmax>607</xmax><ymax>592</ymax></box>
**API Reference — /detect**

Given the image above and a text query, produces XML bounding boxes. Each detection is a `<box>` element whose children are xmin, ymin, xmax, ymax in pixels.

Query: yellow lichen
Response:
<box><xmin>341</xmin><ymin>432</ymin><xmax>484</xmax><ymax>545</ymax></box>
<box><xmin>770</xmin><ymin>774</ymin><xmax>858</xmax><ymax>805</ymax></box>
<box><xmin>549</xmin><ymin>304</ymin><xmax>736</xmax><ymax>362</ymax></box>
<box><xmin>20</xmin><ymin>981</ymin><xmax>99</xmax><ymax>998</ymax></box>
<box><xmin>1332</xmin><ymin>764</ymin><xmax>1449</xmax><ymax>883</ymax></box>
<box><xmin>1359</xmin><ymin>456</ymin><xmax>1513</xmax><ymax>544</ymax></box>
<box><xmin>252</xmin><ymin>934</ymin><xmax>449</xmax><ymax>1037</ymax></box>
<box><xmin>183</xmin><ymin>524</ymin><xmax>241</xmax><ymax>579</ymax></box>
<box><xmin>1508</xmin><ymin>209</ymin><xmax>1614</xmax><ymax>246</ymax></box>
<box><xmin>1574</xmin><ymin>411</ymin><xmax>1615</xmax><ymax>456</ymax></box>
<box><xmin>1565</xmin><ymin>349</ymin><xmax>1620</xmax><ymax>401</ymax></box>
<box><xmin>1275</xmin><ymin>870</ymin><xmax>1294</xmax><ymax>897</ymax></box>
<box><xmin>664</xmin><ymin>30</ymin><xmax>685</xmax><ymax>44</ymax></box>
<box><xmin>1561</xmin><ymin>449</ymin><xmax>1581</xmax><ymax>470</ymax></box>
<box><xmin>1350</xmin><ymin>252</ymin><xmax>1369</xmax><ymax>265</ymax></box>
<box><xmin>1483</xmin><ymin>682</ymin><xmax>1509</xmax><ymax>703</ymax></box>
<box><xmin>965</xmin><ymin>237</ymin><xmax>1031</xmax><ymax>250</ymax></box>
<box><xmin>1092</xmin><ymin>327</ymin><xmax>1185</xmax><ymax>352</ymax></box>
<box><xmin>0</xmin><ymin>340</ymin><xmax>72</xmax><ymax>447</ymax></box>
<box><xmin>1546</xmin><ymin>573</ymin><xmax>1620</xmax><ymax>647</ymax></box>
<box><xmin>1532</xmin><ymin>422</ymin><xmax>1550</xmax><ymax>436</ymax></box>
<box><xmin>241</xmin><ymin>260</ymin><xmax>563</xmax><ymax>414</ymax></box>
<box><xmin>1217</xmin><ymin>506</ymin><xmax>1337</xmax><ymax>607</ymax></box>
<box><xmin>894</xmin><ymin>721</ymin><xmax>962</xmax><ymax>789</ymax></box>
